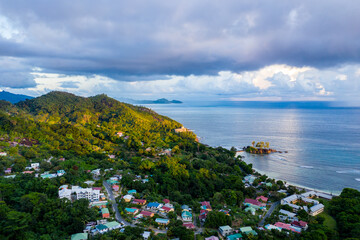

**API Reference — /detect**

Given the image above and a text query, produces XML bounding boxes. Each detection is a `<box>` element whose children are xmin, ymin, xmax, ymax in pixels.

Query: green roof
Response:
<box><xmin>226</xmin><ymin>233</ymin><xmax>242</xmax><ymax>240</ymax></box>
<box><xmin>71</xmin><ymin>233</ymin><xmax>88</xmax><ymax>240</ymax></box>
<box><xmin>104</xmin><ymin>221</ymin><xmax>120</xmax><ymax>229</ymax></box>
<box><xmin>240</xmin><ymin>226</ymin><xmax>258</xmax><ymax>236</ymax></box>
<box><xmin>182</xmin><ymin>211</ymin><xmax>192</xmax><ymax>218</ymax></box>
<box><xmin>101</xmin><ymin>208</ymin><xmax>109</xmax><ymax>214</ymax></box>
<box><xmin>96</xmin><ymin>224</ymin><xmax>108</xmax><ymax>230</ymax></box>
<box><xmin>219</xmin><ymin>225</ymin><xmax>232</xmax><ymax>231</ymax></box>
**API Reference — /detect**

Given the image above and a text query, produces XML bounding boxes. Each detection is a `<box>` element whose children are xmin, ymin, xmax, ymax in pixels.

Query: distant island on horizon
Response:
<box><xmin>0</xmin><ymin>90</ymin><xmax>33</xmax><ymax>104</ymax></box>
<box><xmin>125</xmin><ymin>98</ymin><xmax>183</xmax><ymax>104</ymax></box>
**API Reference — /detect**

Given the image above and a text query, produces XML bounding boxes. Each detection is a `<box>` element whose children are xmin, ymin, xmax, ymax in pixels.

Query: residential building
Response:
<box><xmin>58</xmin><ymin>186</ymin><xmax>100</xmax><ymax>202</ymax></box>
<box><xmin>4</xmin><ymin>168</ymin><xmax>11</xmax><ymax>174</ymax></box>
<box><xmin>123</xmin><ymin>194</ymin><xmax>134</xmax><ymax>202</ymax></box>
<box><xmin>57</xmin><ymin>170</ymin><xmax>65</xmax><ymax>176</ymax></box>
<box><xmin>125</xmin><ymin>208</ymin><xmax>139</xmax><ymax>215</ymax></box>
<box><xmin>256</xmin><ymin>196</ymin><xmax>268</xmax><ymax>203</ymax></box>
<box><xmin>226</xmin><ymin>233</ymin><xmax>243</xmax><ymax>240</ymax></box>
<box><xmin>309</xmin><ymin>204</ymin><xmax>324</xmax><ymax>216</ymax></box>
<box><xmin>292</xmin><ymin>220</ymin><xmax>308</xmax><ymax>230</ymax></box>
<box><xmin>155</xmin><ymin>218</ymin><xmax>170</xmax><ymax>225</ymax></box>
<box><xmin>218</xmin><ymin>225</ymin><xmax>233</xmax><ymax>237</ymax></box>
<box><xmin>31</xmin><ymin>163</ymin><xmax>40</xmax><ymax>169</ymax></box>
<box><xmin>0</xmin><ymin>152</ymin><xmax>7</xmax><ymax>156</ymax></box>
<box><xmin>200</xmin><ymin>201</ymin><xmax>212</xmax><ymax>211</ymax></box>
<box><xmin>205</xmin><ymin>237</ymin><xmax>219</xmax><ymax>240</ymax></box>
<box><xmin>132</xmin><ymin>199</ymin><xmax>147</xmax><ymax>205</ymax></box>
<box><xmin>182</xmin><ymin>210</ymin><xmax>192</xmax><ymax>221</ymax></box>
<box><xmin>112</xmin><ymin>185</ymin><xmax>119</xmax><ymax>192</ymax></box>
<box><xmin>147</xmin><ymin>202</ymin><xmax>163</xmax><ymax>210</ymax></box>
<box><xmin>104</xmin><ymin>221</ymin><xmax>121</xmax><ymax>230</ymax></box>
<box><xmin>163</xmin><ymin>199</ymin><xmax>170</xmax><ymax>204</ymax></box>
<box><xmin>174</xmin><ymin>126</ymin><xmax>188</xmax><ymax>133</ymax></box>
<box><xmin>140</xmin><ymin>211</ymin><xmax>154</xmax><ymax>218</ymax></box>
<box><xmin>240</xmin><ymin>226</ymin><xmax>257</xmax><ymax>236</ymax></box>
<box><xmin>244</xmin><ymin>198</ymin><xmax>265</xmax><ymax>207</ymax></box>
<box><xmin>101</xmin><ymin>208</ymin><xmax>110</xmax><ymax>218</ymax></box>
<box><xmin>143</xmin><ymin>231</ymin><xmax>151</xmax><ymax>240</ymax></box>
<box><xmin>128</xmin><ymin>189</ymin><xmax>137</xmax><ymax>195</ymax></box>
<box><xmin>71</xmin><ymin>233</ymin><xmax>88</xmax><ymax>240</ymax></box>
<box><xmin>279</xmin><ymin>209</ymin><xmax>297</xmax><ymax>218</ymax></box>
<box><xmin>183</xmin><ymin>222</ymin><xmax>196</xmax><ymax>229</ymax></box>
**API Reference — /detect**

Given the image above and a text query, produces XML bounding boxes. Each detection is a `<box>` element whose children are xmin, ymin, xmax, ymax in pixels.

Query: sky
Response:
<box><xmin>0</xmin><ymin>0</ymin><xmax>360</xmax><ymax>104</ymax></box>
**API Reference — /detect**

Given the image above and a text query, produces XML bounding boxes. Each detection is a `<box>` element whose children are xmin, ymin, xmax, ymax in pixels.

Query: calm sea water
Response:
<box><xmin>144</xmin><ymin>102</ymin><xmax>360</xmax><ymax>194</ymax></box>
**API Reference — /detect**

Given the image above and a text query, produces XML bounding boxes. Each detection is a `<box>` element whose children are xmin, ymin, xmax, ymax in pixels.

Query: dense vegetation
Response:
<box><xmin>0</xmin><ymin>91</ymin><xmax>359</xmax><ymax>240</ymax></box>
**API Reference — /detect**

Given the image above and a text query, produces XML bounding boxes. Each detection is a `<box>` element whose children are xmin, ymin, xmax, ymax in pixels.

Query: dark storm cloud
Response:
<box><xmin>0</xmin><ymin>0</ymin><xmax>360</xmax><ymax>78</ymax></box>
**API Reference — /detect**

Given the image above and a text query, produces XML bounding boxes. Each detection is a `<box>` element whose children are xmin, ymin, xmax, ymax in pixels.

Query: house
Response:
<box><xmin>219</xmin><ymin>209</ymin><xmax>230</xmax><ymax>216</ymax></box>
<box><xmin>132</xmin><ymin>199</ymin><xmax>147</xmax><ymax>205</ymax></box>
<box><xmin>200</xmin><ymin>201</ymin><xmax>212</xmax><ymax>211</ymax></box>
<box><xmin>279</xmin><ymin>209</ymin><xmax>297</xmax><ymax>218</ymax></box>
<box><xmin>140</xmin><ymin>211</ymin><xmax>154</xmax><ymax>218</ymax></box>
<box><xmin>292</xmin><ymin>220</ymin><xmax>308</xmax><ymax>230</ymax></box>
<box><xmin>91</xmin><ymin>169</ymin><xmax>101</xmax><ymax>176</ymax></box>
<box><xmin>147</xmin><ymin>202</ymin><xmax>163</xmax><ymax>210</ymax></box>
<box><xmin>309</xmin><ymin>204</ymin><xmax>324</xmax><ymax>216</ymax></box>
<box><xmin>199</xmin><ymin>209</ymin><xmax>208</xmax><ymax>222</ymax></box>
<box><xmin>244</xmin><ymin>198</ymin><xmax>265</xmax><ymax>207</ymax></box>
<box><xmin>274</xmin><ymin>222</ymin><xmax>301</xmax><ymax>233</ymax></box>
<box><xmin>71</xmin><ymin>233</ymin><xmax>88</xmax><ymax>240</ymax></box>
<box><xmin>264</xmin><ymin>224</ymin><xmax>282</xmax><ymax>231</ymax></box>
<box><xmin>84</xmin><ymin>180</ymin><xmax>95</xmax><ymax>185</ymax></box>
<box><xmin>183</xmin><ymin>222</ymin><xmax>196</xmax><ymax>229</ymax></box>
<box><xmin>219</xmin><ymin>225</ymin><xmax>233</xmax><ymax>237</ymax></box>
<box><xmin>125</xmin><ymin>208</ymin><xmax>139</xmax><ymax>215</ymax></box>
<box><xmin>174</xmin><ymin>126</ymin><xmax>188</xmax><ymax>133</ymax></box>
<box><xmin>101</xmin><ymin>208</ymin><xmax>110</xmax><ymax>218</ymax></box>
<box><xmin>123</xmin><ymin>194</ymin><xmax>134</xmax><ymax>202</ymax></box>
<box><xmin>22</xmin><ymin>171</ymin><xmax>34</xmax><ymax>174</ymax></box>
<box><xmin>163</xmin><ymin>199</ymin><xmax>170</xmax><ymax>204</ymax></box>
<box><xmin>112</xmin><ymin>185</ymin><xmax>119</xmax><ymax>192</ymax></box>
<box><xmin>244</xmin><ymin>206</ymin><xmax>256</xmax><ymax>215</ymax></box>
<box><xmin>226</xmin><ymin>233</ymin><xmax>243</xmax><ymax>240</ymax></box>
<box><xmin>108</xmin><ymin>155</ymin><xmax>116</xmax><ymax>159</ymax></box>
<box><xmin>240</xmin><ymin>226</ymin><xmax>257</xmax><ymax>236</ymax></box>
<box><xmin>4</xmin><ymin>168</ymin><xmax>11</xmax><ymax>174</ymax></box>
<box><xmin>104</xmin><ymin>221</ymin><xmax>121</xmax><ymax>230</ymax></box>
<box><xmin>256</xmin><ymin>196</ymin><xmax>268</xmax><ymax>203</ymax></box>
<box><xmin>181</xmin><ymin>205</ymin><xmax>190</xmax><ymax>211</ymax></box>
<box><xmin>0</xmin><ymin>152</ymin><xmax>7</xmax><ymax>156</ymax></box>
<box><xmin>182</xmin><ymin>210</ymin><xmax>192</xmax><ymax>221</ymax></box>
<box><xmin>143</xmin><ymin>231</ymin><xmax>151</xmax><ymax>240</ymax></box>
<box><xmin>160</xmin><ymin>206</ymin><xmax>174</xmax><ymax>213</ymax></box>
<box><xmin>155</xmin><ymin>218</ymin><xmax>170</xmax><ymax>225</ymax></box>
<box><xmin>243</xmin><ymin>175</ymin><xmax>256</xmax><ymax>184</ymax></box>
<box><xmin>31</xmin><ymin>163</ymin><xmax>40</xmax><ymax>169</ymax></box>
<box><xmin>57</xmin><ymin>170</ymin><xmax>65</xmax><ymax>176</ymax></box>
<box><xmin>128</xmin><ymin>189</ymin><xmax>137</xmax><ymax>195</ymax></box>
<box><xmin>115</xmin><ymin>131</ymin><xmax>123</xmax><ymax>137</ymax></box>
<box><xmin>205</xmin><ymin>237</ymin><xmax>219</xmax><ymax>240</ymax></box>
<box><xmin>96</xmin><ymin>224</ymin><xmax>109</xmax><ymax>233</ymax></box>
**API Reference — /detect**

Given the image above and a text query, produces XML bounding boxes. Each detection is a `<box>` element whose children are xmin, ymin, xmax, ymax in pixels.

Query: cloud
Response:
<box><xmin>0</xmin><ymin>57</ymin><xmax>36</xmax><ymax>88</ymax></box>
<box><xmin>0</xmin><ymin>1</ymin><xmax>359</xmax><ymax>78</ymax></box>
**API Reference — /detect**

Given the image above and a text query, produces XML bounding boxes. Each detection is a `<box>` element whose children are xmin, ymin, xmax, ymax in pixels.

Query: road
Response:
<box><xmin>259</xmin><ymin>201</ymin><xmax>279</xmax><ymax>226</ymax></box>
<box><xmin>103</xmin><ymin>180</ymin><xmax>135</xmax><ymax>227</ymax></box>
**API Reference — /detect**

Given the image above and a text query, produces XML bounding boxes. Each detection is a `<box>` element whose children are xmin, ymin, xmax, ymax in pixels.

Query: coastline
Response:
<box><xmin>235</xmin><ymin>152</ymin><xmax>341</xmax><ymax>196</ymax></box>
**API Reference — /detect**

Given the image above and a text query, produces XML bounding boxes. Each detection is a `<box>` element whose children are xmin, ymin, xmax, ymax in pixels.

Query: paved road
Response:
<box><xmin>103</xmin><ymin>180</ymin><xmax>135</xmax><ymax>227</ymax></box>
<box><xmin>259</xmin><ymin>201</ymin><xmax>279</xmax><ymax>226</ymax></box>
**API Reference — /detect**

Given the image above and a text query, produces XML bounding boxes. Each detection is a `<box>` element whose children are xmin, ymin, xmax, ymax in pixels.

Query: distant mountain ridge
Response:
<box><xmin>0</xmin><ymin>90</ymin><xmax>33</xmax><ymax>103</ymax></box>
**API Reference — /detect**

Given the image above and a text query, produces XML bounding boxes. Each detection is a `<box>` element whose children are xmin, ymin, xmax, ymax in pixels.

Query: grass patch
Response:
<box><xmin>319</xmin><ymin>211</ymin><xmax>337</xmax><ymax>230</ymax></box>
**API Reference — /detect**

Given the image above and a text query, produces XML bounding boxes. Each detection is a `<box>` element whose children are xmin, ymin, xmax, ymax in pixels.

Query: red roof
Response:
<box><xmin>161</xmin><ymin>206</ymin><xmax>172</xmax><ymax>212</ymax></box>
<box><xmin>245</xmin><ymin>198</ymin><xmax>265</xmax><ymax>207</ymax></box>
<box><xmin>140</xmin><ymin>211</ymin><xmax>154</xmax><ymax>217</ymax></box>
<box><xmin>292</xmin><ymin>221</ymin><xmax>308</xmax><ymax>228</ymax></box>
<box><xmin>133</xmin><ymin>199</ymin><xmax>146</xmax><ymax>204</ymax></box>
<box><xmin>275</xmin><ymin>222</ymin><xmax>301</xmax><ymax>233</ymax></box>
<box><xmin>183</xmin><ymin>222</ymin><xmax>196</xmax><ymax>229</ymax></box>
<box><xmin>93</xmin><ymin>187</ymin><xmax>102</xmax><ymax>191</ymax></box>
<box><xmin>163</xmin><ymin>199</ymin><xmax>170</xmax><ymax>204</ymax></box>
<box><xmin>256</xmin><ymin>196</ymin><xmax>268</xmax><ymax>202</ymax></box>
<box><xmin>199</xmin><ymin>210</ymin><xmax>208</xmax><ymax>220</ymax></box>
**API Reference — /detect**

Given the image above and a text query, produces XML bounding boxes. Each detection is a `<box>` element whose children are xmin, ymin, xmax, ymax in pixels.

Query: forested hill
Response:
<box><xmin>0</xmin><ymin>91</ymin><xmax>196</xmax><ymax>156</ymax></box>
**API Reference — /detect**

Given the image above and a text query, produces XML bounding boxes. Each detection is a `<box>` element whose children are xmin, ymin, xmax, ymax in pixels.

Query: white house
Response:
<box><xmin>0</xmin><ymin>152</ymin><xmax>7</xmax><ymax>156</ymax></box>
<box><xmin>31</xmin><ymin>163</ymin><xmax>40</xmax><ymax>169</ymax></box>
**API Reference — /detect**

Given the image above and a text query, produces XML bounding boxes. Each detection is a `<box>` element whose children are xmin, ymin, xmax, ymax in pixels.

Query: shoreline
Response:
<box><xmin>235</xmin><ymin>152</ymin><xmax>341</xmax><ymax>196</ymax></box>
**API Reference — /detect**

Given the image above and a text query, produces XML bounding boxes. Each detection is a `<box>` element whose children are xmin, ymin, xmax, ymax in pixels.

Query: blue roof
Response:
<box><xmin>181</xmin><ymin>205</ymin><xmax>190</xmax><ymax>210</ymax></box>
<box><xmin>125</xmin><ymin>208</ymin><xmax>137</xmax><ymax>213</ymax></box>
<box><xmin>147</xmin><ymin>202</ymin><xmax>161</xmax><ymax>208</ymax></box>
<box><xmin>128</xmin><ymin>189</ymin><xmax>137</xmax><ymax>194</ymax></box>
<box><xmin>155</xmin><ymin>218</ymin><xmax>169</xmax><ymax>224</ymax></box>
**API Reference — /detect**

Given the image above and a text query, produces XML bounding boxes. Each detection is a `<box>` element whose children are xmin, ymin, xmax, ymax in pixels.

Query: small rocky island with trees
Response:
<box><xmin>244</xmin><ymin>141</ymin><xmax>284</xmax><ymax>154</ymax></box>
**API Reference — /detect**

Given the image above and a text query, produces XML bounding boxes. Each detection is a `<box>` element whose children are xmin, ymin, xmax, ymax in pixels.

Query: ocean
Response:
<box><xmin>144</xmin><ymin>102</ymin><xmax>360</xmax><ymax>195</ymax></box>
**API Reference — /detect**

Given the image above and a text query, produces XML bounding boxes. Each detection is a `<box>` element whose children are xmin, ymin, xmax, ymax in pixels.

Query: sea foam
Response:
<box><xmin>300</xmin><ymin>166</ymin><xmax>314</xmax><ymax>169</ymax></box>
<box><xmin>336</xmin><ymin>170</ymin><xmax>360</xmax><ymax>174</ymax></box>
